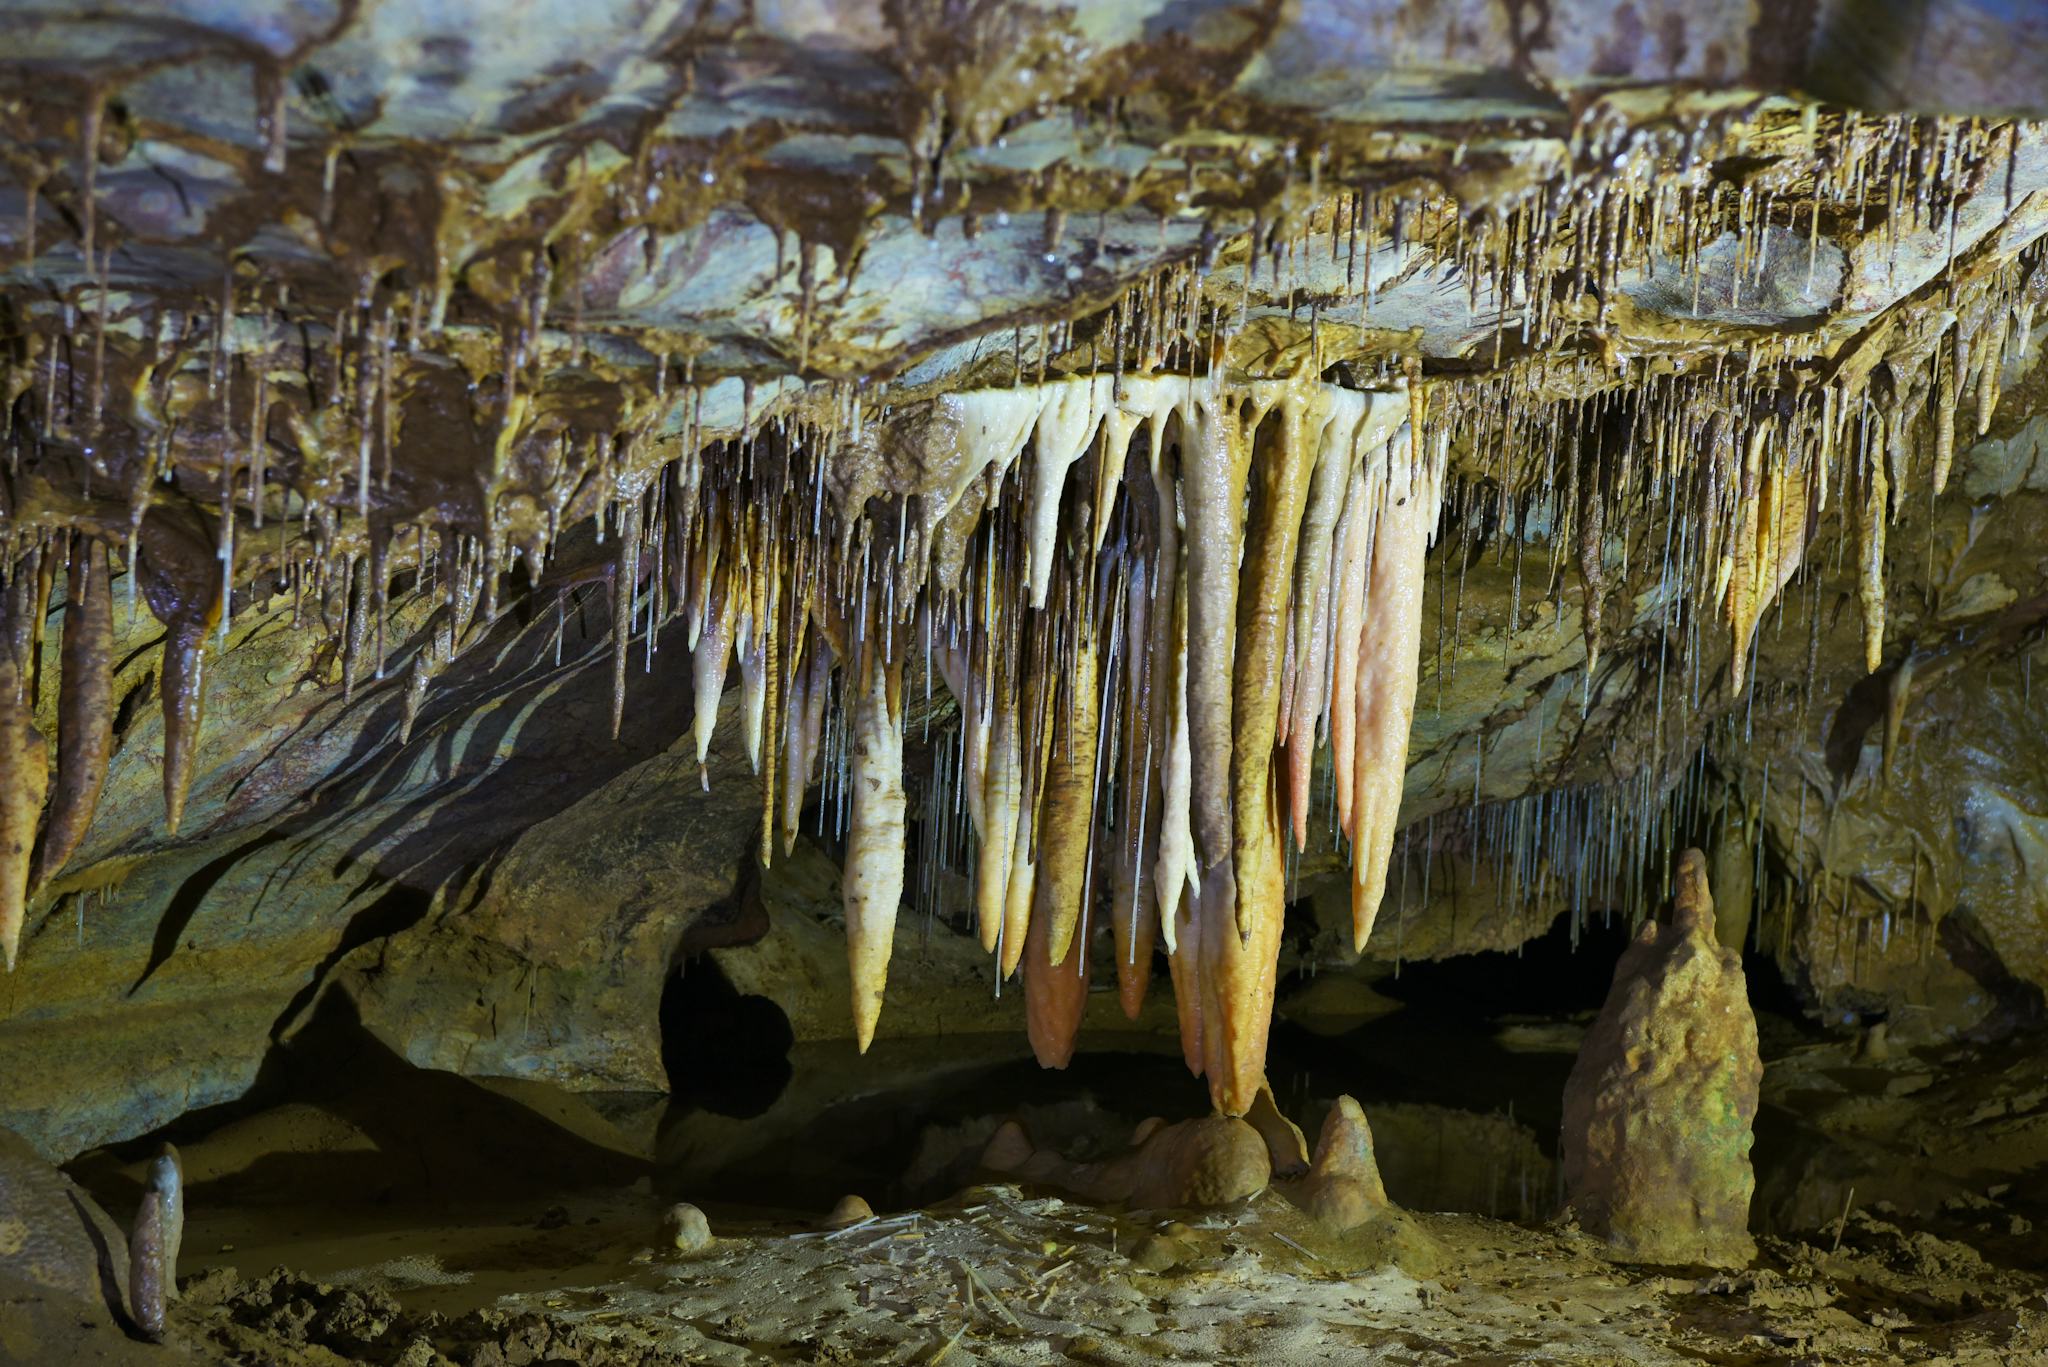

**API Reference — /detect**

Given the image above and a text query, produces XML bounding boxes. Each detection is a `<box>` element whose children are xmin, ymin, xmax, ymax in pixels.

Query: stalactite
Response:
<box><xmin>1109</xmin><ymin>552</ymin><xmax>1159</xmax><ymax>1019</ymax></box>
<box><xmin>1023</xmin><ymin>873</ymin><xmax>1089</xmax><ymax>1069</ymax></box>
<box><xmin>843</xmin><ymin>646</ymin><xmax>906</xmax><ymax>1052</ymax></box>
<box><xmin>33</xmin><ymin>536</ymin><xmax>112</xmax><ymax>889</ymax></box>
<box><xmin>1347</xmin><ymin>428</ymin><xmax>1445</xmax><ymax>952</ymax></box>
<box><xmin>1035</xmin><ymin>566</ymin><xmax>1101</xmax><ymax>968</ymax></box>
<box><xmin>1179</xmin><ymin>377</ymin><xmax>1252</xmax><ymax>885</ymax></box>
<box><xmin>1228</xmin><ymin>387</ymin><xmax>1324</xmax><ymax>940</ymax></box>
<box><xmin>1</xmin><ymin>566</ymin><xmax>49</xmax><ymax>971</ymax></box>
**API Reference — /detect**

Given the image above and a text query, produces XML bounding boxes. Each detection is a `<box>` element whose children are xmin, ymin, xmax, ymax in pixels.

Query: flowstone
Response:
<box><xmin>1561</xmin><ymin>848</ymin><xmax>1762</xmax><ymax>1267</ymax></box>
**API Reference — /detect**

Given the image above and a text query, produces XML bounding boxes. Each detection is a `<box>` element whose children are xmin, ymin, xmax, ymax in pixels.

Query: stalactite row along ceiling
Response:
<box><xmin>2</xmin><ymin>2</ymin><xmax>2047</xmax><ymax>1118</ymax></box>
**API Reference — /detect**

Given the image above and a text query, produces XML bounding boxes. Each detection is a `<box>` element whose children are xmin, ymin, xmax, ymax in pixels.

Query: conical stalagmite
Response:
<box><xmin>1562</xmin><ymin>848</ymin><xmax>1761</xmax><ymax>1268</ymax></box>
<box><xmin>1300</xmin><ymin>1095</ymin><xmax>1392</xmax><ymax>1232</ymax></box>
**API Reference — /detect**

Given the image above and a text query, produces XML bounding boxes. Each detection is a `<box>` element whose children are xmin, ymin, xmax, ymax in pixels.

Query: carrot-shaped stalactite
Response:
<box><xmin>34</xmin><ymin>535</ymin><xmax>114</xmax><ymax>889</ymax></box>
<box><xmin>843</xmin><ymin>647</ymin><xmax>906</xmax><ymax>1052</ymax></box>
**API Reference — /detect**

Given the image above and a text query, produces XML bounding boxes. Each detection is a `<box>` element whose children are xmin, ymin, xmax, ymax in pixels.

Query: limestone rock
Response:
<box><xmin>1562</xmin><ymin>849</ymin><xmax>1761</xmax><ymax>1267</ymax></box>
<box><xmin>825</xmin><ymin>1195</ymin><xmax>875</xmax><ymax>1229</ymax></box>
<box><xmin>981</xmin><ymin>1114</ymin><xmax>1270</xmax><ymax>1211</ymax></box>
<box><xmin>1299</xmin><ymin>1096</ymin><xmax>1392</xmax><ymax>1232</ymax></box>
<box><xmin>659</xmin><ymin>1202</ymin><xmax>712</xmax><ymax>1254</ymax></box>
<box><xmin>1245</xmin><ymin>1083</ymin><xmax>1310</xmax><ymax>1180</ymax></box>
<box><xmin>0</xmin><ymin>1125</ymin><xmax>131</xmax><ymax>1331</ymax></box>
<box><xmin>1126</xmin><ymin>1232</ymin><xmax>1189</xmax><ymax>1272</ymax></box>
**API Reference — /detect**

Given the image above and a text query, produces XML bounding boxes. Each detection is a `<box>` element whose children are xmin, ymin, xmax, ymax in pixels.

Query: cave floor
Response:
<box><xmin>45</xmin><ymin>1015</ymin><xmax>2048</xmax><ymax>1365</ymax></box>
<box><xmin>143</xmin><ymin>1181</ymin><xmax>2047</xmax><ymax>1365</ymax></box>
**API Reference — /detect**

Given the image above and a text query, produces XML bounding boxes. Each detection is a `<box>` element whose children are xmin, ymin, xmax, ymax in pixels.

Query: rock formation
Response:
<box><xmin>125</xmin><ymin>1188</ymin><xmax>166</xmax><ymax>1341</ymax></box>
<box><xmin>659</xmin><ymin>1201</ymin><xmax>712</xmax><ymax>1254</ymax></box>
<box><xmin>1562</xmin><ymin>849</ymin><xmax>1762</xmax><ymax>1267</ymax></box>
<box><xmin>0</xmin><ymin>1125</ymin><xmax>132</xmax><ymax>1335</ymax></box>
<box><xmin>1298</xmin><ymin>1096</ymin><xmax>1393</xmax><ymax>1234</ymax></box>
<box><xmin>0</xmin><ymin>0</ymin><xmax>2041</xmax><ymax>1168</ymax></box>
<box><xmin>981</xmin><ymin>1114</ymin><xmax>1271</xmax><ymax>1211</ymax></box>
<box><xmin>144</xmin><ymin>1144</ymin><xmax>181</xmax><ymax>1301</ymax></box>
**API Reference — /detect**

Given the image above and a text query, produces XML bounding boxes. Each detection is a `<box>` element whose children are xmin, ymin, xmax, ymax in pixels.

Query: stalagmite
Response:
<box><xmin>34</xmin><ymin>538</ymin><xmax>113</xmax><ymax>889</ymax></box>
<box><xmin>128</xmin><ymin>1189</ymin><xmax>167</xmax><ymax>1342</ymax></box>
<box><xmin>1349</xmin><ymin>429</ymin><xmax>1442</xmax><ymax>952</ymax></box>
<box><xmin>148</xmin><ymin>1144</ymin><xmax>184</xmax><ymax>1301</ymax></box>
<box><xmin>843</xmin><ymin>650</ymin><xmax>906</xmax><ymax>1052</ymax></box>
<box><xmin>1562</xmin><ymin>849</ymin><xmax>1761</xmax><ymax>1267</ymax></box>
<box><xmin>1299</xmin><ymin>1096</ymin><xmax>1393</xmax><ymax>1232</ymax></box>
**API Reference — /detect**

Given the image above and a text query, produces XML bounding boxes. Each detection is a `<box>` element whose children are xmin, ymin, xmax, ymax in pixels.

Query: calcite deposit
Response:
<box><xmin>0</xmin><ymin>0</ymin><xmax>2040</xmax><ymax>1273</ymax></box>
<box><xmin>981</xmin><ymin>1112</ymin><xmax>1273</xmax><ymax>1211</ymax></box>
<box><xmin>1299</xmin><ymin>1095</ymin><xmax>1393</xmax><ymax>1233</ymax></box>
<box><xmin>1562</xmin><ymin>848</ymin><xmax>1763</xmax><ymax>1267</ymax></box>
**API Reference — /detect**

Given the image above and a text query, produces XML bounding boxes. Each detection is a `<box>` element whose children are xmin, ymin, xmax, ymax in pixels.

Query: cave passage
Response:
<box><xmin>4</xmin><ymin>2</ymin><xmax>2048</xmax><ymax>1362</ymax></box>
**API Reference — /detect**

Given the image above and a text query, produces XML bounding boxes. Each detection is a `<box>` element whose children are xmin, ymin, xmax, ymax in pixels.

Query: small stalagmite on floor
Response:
<box><xmin>1298</xmin><ymin>1096</ymin><xmax>1392</xmax><ymax>1233</ymax></box>
<box><xmin>1561</xmin><ymin>848</ymin><xmax>1762</xmax><ymax>1268</ymax></box>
